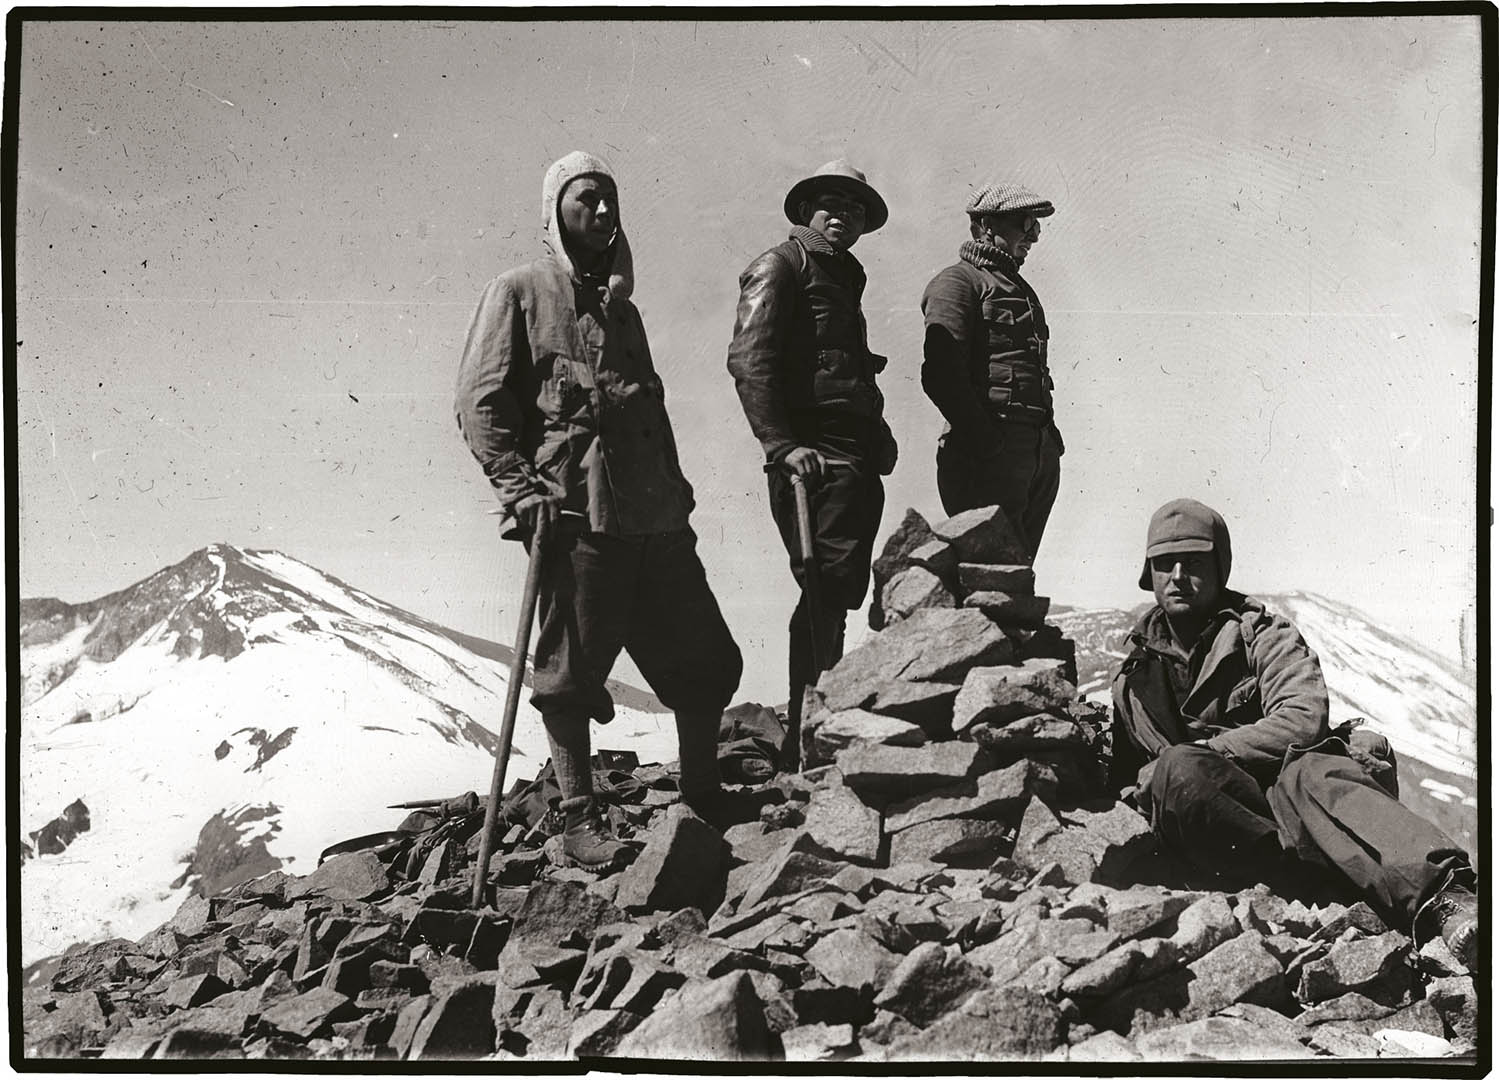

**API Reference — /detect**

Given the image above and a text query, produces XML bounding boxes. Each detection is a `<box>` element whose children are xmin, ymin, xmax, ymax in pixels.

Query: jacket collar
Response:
<box><xmin>1126</xmin><ymin>591</ymin><xmax>1260</xmax><ymax>675</ymax></box>
<box><xmin>789</xmin><ymin>224</ymin><xmax>862</xmax><ymax>265</ymax></box>
<box><xmin>960</xmin><ymin>238</ymin><xmax>1021</xmax><ymax>275</ymax></box>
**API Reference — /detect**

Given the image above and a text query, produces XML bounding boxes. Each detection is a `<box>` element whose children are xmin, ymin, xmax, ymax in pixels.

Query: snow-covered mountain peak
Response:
<box><xmin>19</xmin><ymin>545</ymin><xmax>677</xmax><ymax>965</ymax></box>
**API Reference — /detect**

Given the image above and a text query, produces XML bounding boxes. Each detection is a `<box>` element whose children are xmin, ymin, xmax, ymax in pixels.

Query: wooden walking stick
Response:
<box><xmin>470</xmin><ymin>506</ymin><xmax>552</xmax><ymax>909</ymax></box>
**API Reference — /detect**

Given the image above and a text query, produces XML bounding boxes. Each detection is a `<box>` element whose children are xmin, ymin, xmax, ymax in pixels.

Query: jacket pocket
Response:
<box><xmin>1223</xmin><ymin>676</ymin><xmax>1261</xmax><ymax>725</ymax></box>
<box><xmin>536</xmin><ymin>354</ymin><xmax>594</xmax><ymax>425</ymax></box>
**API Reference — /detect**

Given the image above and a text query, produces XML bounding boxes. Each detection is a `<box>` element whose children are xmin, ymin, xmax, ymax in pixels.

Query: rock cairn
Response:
<box><xmin>21</xmin><ymin>506</ymin><xmax>1478</xmax><ymax>1062</ymax></box>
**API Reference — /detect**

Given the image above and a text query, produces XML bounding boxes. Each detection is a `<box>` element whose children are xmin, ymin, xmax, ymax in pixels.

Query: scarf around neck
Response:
<box><xmin>960</xmin><ymin>238</ymin><xmax>1021</xmax><ymax>275</ymax></box>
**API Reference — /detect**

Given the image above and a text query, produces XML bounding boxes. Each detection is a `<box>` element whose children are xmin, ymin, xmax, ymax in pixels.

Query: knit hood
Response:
<box><xmin>541</xmin><ymin>150</ymin><xmax>634</xmax><ymax>302</ymax></box>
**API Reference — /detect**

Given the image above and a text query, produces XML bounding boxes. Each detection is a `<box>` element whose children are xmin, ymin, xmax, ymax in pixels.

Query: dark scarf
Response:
<box><xmin>960</xmin><ymin>238</ymin><xmax>1021</xmax><ymax>275</ymax></box>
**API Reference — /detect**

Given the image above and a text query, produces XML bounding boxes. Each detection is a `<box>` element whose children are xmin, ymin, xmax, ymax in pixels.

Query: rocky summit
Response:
<box><xmin>20</xmin><ymin>508</ymin><xmax>1478</xmax><ymax>1063</ymax></box>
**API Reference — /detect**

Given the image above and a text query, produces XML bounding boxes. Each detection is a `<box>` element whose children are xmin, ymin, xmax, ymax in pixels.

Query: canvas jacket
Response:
<box><xmin>454</xmin><ymin>155</ymin><xmax>693</xmax><ymax>538</ymax></box>
<box><xmin>1111</xmin><ymin>591</ymin><xmax>1331</xmax><ymax>782</ymax></box>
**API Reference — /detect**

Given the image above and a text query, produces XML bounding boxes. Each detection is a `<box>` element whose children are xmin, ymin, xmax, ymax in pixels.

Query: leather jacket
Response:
<box><xmin>727</xmin><ymin>226</ymin><xmax>889</xmax><ymax>465</ymax></box>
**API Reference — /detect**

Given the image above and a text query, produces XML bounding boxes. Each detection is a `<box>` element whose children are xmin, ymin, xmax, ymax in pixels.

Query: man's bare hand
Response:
<box><xmin>1132</xmin><ymin>759</ymin><xmax>1158</xmax><ymax>818</ymax></box>
<box><xmin>783</xmin><ymin>446</ymin><xmax>827</xmax><ymax>482</ymax></box>
<box><xmin>512</xmin><ymin>492</ymin><xmax>560</xmax><ymax>532</ymax></box>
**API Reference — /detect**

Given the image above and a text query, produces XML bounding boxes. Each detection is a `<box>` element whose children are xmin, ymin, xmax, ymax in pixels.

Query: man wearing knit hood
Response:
<box><xmin>456</xmin><ymin>151</ymin><xmax>743</xmax><ymax>868</ymax></box>
<box><xmin>1111</xmin><ymin>498</ymin><xmax>1478</xmax><ymax>970</ymax></box>
<box><xmin>727</xmin><ymin>161</ymin><xmax>898</xmax><ymax>770</ymax></box>
<box><xmin>920</xmin><ymin>182</ymin><xmax>1063</xmax><ymax>562</ymax></box>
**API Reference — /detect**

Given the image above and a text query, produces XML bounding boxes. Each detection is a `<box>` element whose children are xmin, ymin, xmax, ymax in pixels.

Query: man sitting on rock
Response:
<box><xmin>1110</xmin><ymin>498</ymin><xmax>1478</xmax><ymax>970</ymax></box>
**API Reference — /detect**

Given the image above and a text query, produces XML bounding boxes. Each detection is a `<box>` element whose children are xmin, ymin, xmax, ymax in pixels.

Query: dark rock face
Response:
<box><xmin>174</xmin><ymin>804</ymin><xmax>284</xmax><ymax>898</ymax></box>
<box><xmin>25</xmin><ymin>799</ymin><xmax>92</xmax><ymax>859</ymax></box>
<box><xmin>21</xmin><ymin>507</ymin><xmax>1475</xmax><ymax>1064</ymax></box>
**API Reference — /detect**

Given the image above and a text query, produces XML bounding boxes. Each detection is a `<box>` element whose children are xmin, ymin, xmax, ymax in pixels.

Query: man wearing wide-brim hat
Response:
<box><xmin>920</xmin><ymin>181</ymin><xmax>1063</xmax><ymax>562</ymax></box>
<box><xmin>727</xmin><ymin>160</ymin><xmax>898</xmax><ymax>769</ymax></box>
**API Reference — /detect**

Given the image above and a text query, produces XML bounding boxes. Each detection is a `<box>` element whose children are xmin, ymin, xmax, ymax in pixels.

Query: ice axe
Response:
<box><xmin>784</xmin><ymin>471</ymin><xmax>827</xmax><ymax>771</ymax></box>
<box><xmin>789</xmin><ymin>472</ymin><xmax>827</xmax><ymax>677</ymax></box>
<box><xmin>470</xmin><ymin>505</ymin><xmax>553</xmax><ymax>909</ymax></box>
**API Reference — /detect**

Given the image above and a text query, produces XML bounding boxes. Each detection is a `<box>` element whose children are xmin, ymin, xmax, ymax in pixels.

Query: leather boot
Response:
<box><xmin>559</xmin><ymin>796</ymin><xmax>630</xmax><ymax>870</ymax></box>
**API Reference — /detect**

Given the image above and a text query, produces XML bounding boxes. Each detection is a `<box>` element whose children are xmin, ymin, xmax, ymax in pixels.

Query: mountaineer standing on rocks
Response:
<box><xmin>1111</xmin><ymin>497</ymin><xmax>1479</xmax><ymax>969</ymax></box>
<box><xmin>727</xmin><ymin>161</ymin><xmax>898</xmax><ymax>771</ymax></box>
<box><xmin>919</xmin><ymin>183</ymin><xmax>1062</xmax><ymax>562</ymax></box>
<box><xmin>455</xmin><ymin>151</ymin><xmax>744</xmax><ymax>869</ymax></box>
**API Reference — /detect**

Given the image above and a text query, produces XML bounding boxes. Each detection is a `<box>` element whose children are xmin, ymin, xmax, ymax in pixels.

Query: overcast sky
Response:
<box><xmin>15</xmin><ymin>15</ymin><xmax>1483</xmax><ymax>704</ymax></box>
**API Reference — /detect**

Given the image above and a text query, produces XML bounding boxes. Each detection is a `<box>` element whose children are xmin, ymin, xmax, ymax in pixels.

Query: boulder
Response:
<box><xmin>406</xmin><ymin>978</ymin><xmax>497</xmax><ymax>1060</ymax></box>
<box><xmin>882</xmin><ymin>986</ymin><xmax>1065</xmax><ymax>1060</ymax></box>
<box><xmin>835</xmin><ymin>742</ymin><xmax>988</xmax><ymax>800</ymax></box>
<box><xmin>968</xmin><ymin>919</ymin><xmax>1120</xmax><ymax>986</ymax></box>
<box><xmin>1185</xmin><ymin>931</ymin><xmax>1290</xmax><ymax>1015</ymax></box>
<box><xmin>285</xmin><ymin>851</ymin><xmax>389</xmax><ymax>902</ymax></box>
<box><xmin>735</xmin><ymin>840</ymin><xmax>846</xmax><ymax>912</ymax></box>
<box><xmin>952</xmin><ymin>659</ymin><xmax>1076</xmax><ymax>734</ymax></box>
<box><xmin>1105</xmin><ymin>888</ymin><xmax>1194</xmax><ymax>942</ymax></box>
<box><xmin>873</xmin><ymin>942</ymin><xmax>988</xmax><ymax>1027</ymax></box>
<box><xmin>818</xmin><ymin>609</ymin><xmax>1014</xmax><ymax>712</ymax></box>
<box><xmin>885</xmin><ymin>758</ymin><xmax>1057</xmax><ymax>834</ymax></box>
<box><xmin>1011</xmin><ymin>798</ymin><xmax>1154</xmax><ymax>885</ymax></box>
<box><xmin>1305</xmin><ymin>1024</ymin><xmax>1383</xmax><ymax>1057</ymax></box>
<box><xmin>615</xmin><ymin>971</ymin><xmax>775</xmax><ymax>1061</ymax></box>
<box><xmin>1169</xmin><ymin>893</ymin><xmax>1240</xmax><ymax>962</ymax></box>
<box><xmin>797</xmin><ymin>785</ymin><xmax>882</xmax><ymax>865</ymax></box>
<box><xmin>866</xmin><ymin>680</ymin><xmax>961</xmax><ymax>733</ymax></box>
<box><xmin>1425</xmin><ymin>975</ymin><xmax>1478</xmax><ymax>1043</ymax></box>
<box><xmin>957</xmin><ymin>563</ymin><xmax>1035</xmax><ymax>594</ymax></box>
<box><xmin>964</xmin><ymin>591</ymin><xmax>1051</xmax><ymax>629</ymax></box>
<box><xmin>780</xmin><ymin>1021</ymin><xmax>856</xmax><ymax>1061</ymax></box>
<box><xmin>1133</xmin><ymin>1016</ymin><xmax>1315</xmax><ymax>1060</ymax></box>
<box><xmin>508</xmin><ymin>879</ymin><xmax>624</xmax><ymax>954</ymax></box>
<box><xmin>567</xmin><ymin>1008</ymin><xmax>645</xmax><ymax>1058</ymax></box>
<box><xmin>931</xmin><ymin>505</ymin><xmax>1028</xmax><ymax>565</ymax></box>
<box><xmin>807</xmin><ymin>708</ymin><xmax>927</xmax><ymax>767</ymax></box>
<box><xmin>1296</xmin><ymin>930</ymin><xmax>1410</xmax><ymax>1005</ymax></box>
<box><xmin>869</xmin><ymin>509</ymin><xmax>937</xmax><ymax>630</ymax></box>
<box><xmin>259</xmin><ymin>987</ymin><xmax>354</xmax><ymax>1040</ymax></box>
<box><xmin>880</xmin><ymin>566</ymin><xmax>955</xmax><ymax>625</ymax></box>
<box><xmin>613</xmin><ymin>804</ymin><xmax>728</xmax><ymax>915</ymax></box>
<box><xmin>804</xmin><ymin>927</ymin><xmax>898</xmax><ymax>994</ymax></box>
<box><xmin>888</xmin><ymin>819</ymin><xmax>1009</xmax><ymax>868</ymax></box>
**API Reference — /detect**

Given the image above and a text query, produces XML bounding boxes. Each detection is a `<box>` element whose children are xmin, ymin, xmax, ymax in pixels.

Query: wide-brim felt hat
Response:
<box><xmin>783</xmin><ymin>160</ymin><xmax>888</xmax><ymax>232</ymax></box>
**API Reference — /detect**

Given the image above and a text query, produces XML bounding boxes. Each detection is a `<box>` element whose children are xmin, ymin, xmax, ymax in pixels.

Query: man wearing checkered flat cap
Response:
<box><xmin>727</xmin><ymin>160</ymin><xmax>898</xmax><ymax>769</ymax></box>
<box><xmin>920</xmin><ymin>182</ymin><xmax>1062</xmax><ymax>562</ymax></box>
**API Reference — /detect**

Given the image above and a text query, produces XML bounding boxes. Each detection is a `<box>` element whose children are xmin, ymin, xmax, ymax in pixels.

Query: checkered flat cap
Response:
<box><xmin>967</xmin><ymin>182</ymin><xmax>1055</xmax><ymax>218</ymax></box>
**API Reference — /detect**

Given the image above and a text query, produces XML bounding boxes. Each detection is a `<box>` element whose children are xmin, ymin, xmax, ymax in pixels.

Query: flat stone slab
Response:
<box><xmin>808</xmin><ymin>708</ymin><xmax>927</xmax><ymax>765</ymax></box>
<box><xmin>818</xmin><ymin>609</ymin><xmax>1014</xmax><ymax>712</ymax></box>
<box><xmin>931</xmin><ymin>505</ymin><xmax>1029</xmax><ymax>565</ymax></box>
<box><xmin>963</xmin><ymin>591</ymin><xmax>1051</xmax><ymax>628</ymax></box>
<box><xmin>613</xmin><ymin>803</ymin><xmax>728</xmax><ymax>915</ymax></box>
<box><xmin>881</xmin><ymin>566</ymin><xmax>955</xmax><ymax>626</ymax></box>
<box><xmin>835</xmin><ymin>741</ymin><xmax>988</xmax><ymax>799</ymax></box>
<box><xmin>888</xmin><ymin>818</ymin><xmax>1009</xmax><ymax>867</ymax></box>
<box><xmin>952</xmin><ymin>659</ymin><xmax>1076</xmax><ymax>733</ymax></box>
<box><xmin>797</xmin><ymin>785</ymin><xmax>882</xmax><ymax>865</ymax></box>
<box><xmin>958</xmin><ymin>563</ymin><xmax>1035</xmax><ymax>595</ymax></box>
<box><xmin>885</xmin><ymin>759</ymin><xmax>1056</xmax><ymax>833</ymax></box>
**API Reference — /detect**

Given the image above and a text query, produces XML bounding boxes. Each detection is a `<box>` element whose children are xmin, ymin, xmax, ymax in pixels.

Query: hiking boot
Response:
<box><xmin>1417</xmin><ymin>883</ymin><xmax>1479</xmax><ymax>971</ymax></box>
<box><xmin>560</xmin><ymin>799</ymin><xmax>631</xmax><ymax>870</ymax></box>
